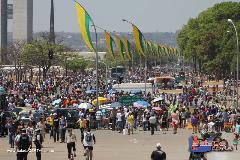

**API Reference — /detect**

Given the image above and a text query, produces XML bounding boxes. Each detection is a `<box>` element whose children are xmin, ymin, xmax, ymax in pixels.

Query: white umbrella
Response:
<box><xmin>153</xmin><ymin>97</ymin><xmax>164</xmax><ymax>103</ymax></box>
<box><xmin>78</xmin><ymin>103</ymin><xmax>93</xmax><ymax>109</ymax></box>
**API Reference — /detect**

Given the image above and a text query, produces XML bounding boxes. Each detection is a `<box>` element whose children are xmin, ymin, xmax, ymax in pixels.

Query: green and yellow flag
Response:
<box><xmin>154</xmin><ymin>42</ymin><xmax>159</xmax><ymax>54</ymax></box>
<box><xmin>167</xmin><ymin>46</ymin><xmax>171</xmax><ymax>55</ymax></box>
<box><xmin>132</xmin><ymin>25</ymin><xmax>145</xmax><ymax>56</ymax></box>
<box><xmin>122</xmin><ymin>37</ymin><xmax>132</xmax><ymax>60</ymax></box>
<box><xmin>157</xmin><ymin>44</ymin><xmax>162</xmax><ymax>56</ymax></box>
<box><xmin>146</xmin><ymin>41</ymin><xmax>153</xmax><ymax>54</ymax></box>
<box><xmin>115</xmin><ymin>35</ymin><xmax>125</xmax><ymax>60</ymax></box>
<box><xmin>75</xmin><ymin>1</ymin><xmax>95</xmax><ymax>52</ymax></box>
<box><xmin>105</xmin><ymin>31</ymin><xmax>115</xmax><ymax>59</ymax></box>
<box><xmin>174</xmin><ymin>47</ymin><xmax>179</xmax><ymax>55</ymax></box>
<box><xmin>161</xmin><ymin>45</ymin><xmax>168</xmax><ymax>55</ymax></box>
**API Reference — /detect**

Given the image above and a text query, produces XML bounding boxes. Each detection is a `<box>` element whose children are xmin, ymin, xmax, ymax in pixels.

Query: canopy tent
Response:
<box><xmin>110</xmin><ymin>102</ymin><xmax>122</xmax><ymax>108</ymax></box>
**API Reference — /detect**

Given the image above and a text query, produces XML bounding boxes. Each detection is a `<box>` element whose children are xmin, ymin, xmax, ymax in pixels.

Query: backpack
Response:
<box><xmin>19</xmin><ymin>134</ymin><xmax>30</xmax><ymax>150</ymax></box>
<box><xmin>85</xmin><ymin>132</ymin><xmax>92</xmax><ymax>142</ymax></box>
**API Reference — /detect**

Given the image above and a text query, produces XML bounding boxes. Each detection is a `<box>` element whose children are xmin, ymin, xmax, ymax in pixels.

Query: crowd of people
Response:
<box><xmin>0</xmin><ymin>66</ymin><xmax>240</xmax><ymax>160</ymax></box>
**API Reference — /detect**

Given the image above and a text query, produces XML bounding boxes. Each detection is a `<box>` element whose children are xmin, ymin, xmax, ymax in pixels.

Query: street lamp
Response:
<box><xmin>90</xmin><ymin>25</ymin><xmax>113</xmax><ymax>89</ymax></box>
<box><xmin>100</xmin><ymin>61</ymin><xmax>109</xmax><ymax>87</ymax></box>
<box><xmin>122</xmin><ymin>19</ymin><xmax>147</xmax><ymax>96</ymax></box>
<box><xmin>228</xmin><ymin>18</ymin><xmax>239</xmax><ymax>109</ymax></box>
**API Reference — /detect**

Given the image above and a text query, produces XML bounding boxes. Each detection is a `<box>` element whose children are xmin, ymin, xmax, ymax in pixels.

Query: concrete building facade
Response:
<box><xmin>0</xmin><ymin>0</ymin><xmax>8</xmax><ymax>63</ymax></box>
<box><xmin>13</xmin><ymin>0</ymin><xmax>33</xmax><ymax>42</ymax></box>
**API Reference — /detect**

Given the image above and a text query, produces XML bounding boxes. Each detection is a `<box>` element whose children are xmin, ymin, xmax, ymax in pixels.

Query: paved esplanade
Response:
<box><xmin>0</xmin><ymin>129</ymin><xmax>239</xmax><ymax>160</ymax></box>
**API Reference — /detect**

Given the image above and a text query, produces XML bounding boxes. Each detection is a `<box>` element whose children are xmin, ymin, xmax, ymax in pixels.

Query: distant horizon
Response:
<box><xmin>6</xmin><ymin>31</ymin><xmax>178</xmax><ymax>34</ymax></box>
<box><xmin>6</xmin><ymin>0</ymin><xmax>238</xmax><ymax>33</ymax></box>
<box><xmin>29</xmin><ymin>0</ymin><xmax>239</xmax><ymax>33</ymax></box>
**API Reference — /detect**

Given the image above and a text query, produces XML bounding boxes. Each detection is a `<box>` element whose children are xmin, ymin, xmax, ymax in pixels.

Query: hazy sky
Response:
<box><xmin>31</xmin><ymin>0</ymin><xmax>238</xmax><ymax>33</ymax></box>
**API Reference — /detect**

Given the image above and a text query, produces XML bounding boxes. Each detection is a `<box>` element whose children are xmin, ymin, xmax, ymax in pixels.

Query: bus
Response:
<box><xmin>111</xmin><ymin>66</ymin><xmax>126</xmax><ymax>79</ymax></box>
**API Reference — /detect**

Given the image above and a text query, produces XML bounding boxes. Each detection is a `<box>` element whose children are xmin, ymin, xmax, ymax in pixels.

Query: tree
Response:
<box><xmin>66</xmin><ymin>58</ymin><xmax>89</xmax><ymax>73</ymax></box>
<box><xmin>8</xmin><ymin>41</ymin><xmax>26</xmax><ymax>82</ymax></box>
<box><xmin>177</xmin><ymin>2</ymin><xmax>240</xmax><ymax>78</ymax></box>
<box><xmin>21</xmin><ymin>40</ymin><xmax>64</xmax><ymax>82</ymax></box>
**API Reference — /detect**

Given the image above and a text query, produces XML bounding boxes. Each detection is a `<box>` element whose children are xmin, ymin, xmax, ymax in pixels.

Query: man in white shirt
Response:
<box><xmin>116</xmin><ymin>110</ymin><xmax>123</xmax><ymax>133</ymax></box>
<box><xmin>81</xmin><ymin>128</ymin><xmax>96</xmax><ymax>160</ymax></box>
<box><xmin>149</xmin><ymin>114</ymin><xmax>156</xmax><ymax>135</ymax></box>
<box><xmin>208</xmin><ymin>121</ymin><xmax>215</xmax><ymax>132</ymax></box>
<box><xmin>66</xmin><ymin>129</ymin><xmax>76</xmax><ymax>159</ymax></box>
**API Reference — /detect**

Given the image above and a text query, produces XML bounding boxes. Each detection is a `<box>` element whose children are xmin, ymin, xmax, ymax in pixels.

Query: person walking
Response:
<box><xmin>127</xmin><ymin>112</ymin><xmax>134</xmax><ymax>135</ymax></box>
<box><xmin>7</xmin><ymin>119</ymin><xmax>16</xmax><ymax>148</ymax></box>
<box><xmin>116</xmin><ymin>110</ymin><xmax>123</xmax><ymax>133</ymax></box>
<box><xmin>34</xmin><ymin>128</ymin><xmax>43</xmax><ymax>160</ymax></box>
<box><xmin>59</xmin><ymin>116</ymin><xmax>67</xmax><ymax>143</ymax></box>
<box><xmin>81</xmin><ymin>128</ymin><xmax>96</xmax><ymax>160</ymax></box>
<box><xmin>142</xmin><ymin>112</ymin><xmax>148</xmax><ymax>131</ymax></box>
<box><xmin>15</xmin><ymin>128</ymin><xmax>31</xmax><ymax>160</ymax></box>
<box><xmin>77</xmin><ymin>116</ymin><xmax>86</xmax><ymax>138</ymax></box>
<box><xmin>171</xmin><ymin>110</ymin><xmax>179</xmax><ymax>134</ymax></box>
<box><xmin>47</xmin><ymin>114</ymin><xmax>54</xmax><ymax>139</ymax></box>
<box><xmin>149</xmin><ymin>114</ymin><xmax>157</xmax><ymax>135</ymax></box>
<box><xmin>52</xmin><ymin>113</ymin><xmax>59</xmax><ymax>142</ymax></box>
<box><xmin>161</xmin><ymin>111</ymin><xmax>168</xmax><ymax>134</ymax></box>
<box><xmin>66</xmin><ymin>129</ymin><xmax>77</xmax><ymax>160</ymax></box>
<box><xmin>26</xmin><ymin>122</ymin><xmax>34</xmax><ymax>149</ymax></box>
<box><xmin>37</xmin><ymin>117</ymin><xmax>46</xmax><ymax>140</ymax></box>
<box><xmin>151</xmin><ymin>143</ymin><xmax>166</xmax><ymax>160</ymax></box>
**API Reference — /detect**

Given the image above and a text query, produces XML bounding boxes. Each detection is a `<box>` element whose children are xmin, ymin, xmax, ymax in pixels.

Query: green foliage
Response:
<box><xmin>21</xmin><ymin>40</ymin><xmax>64</xmax><ymax>80</ymax></box>
<box><xmin>21</xmin><ymin>40</ymin><xmax>64</xmax><ymax>67</ymax></box>
<box><xmin>66</xmin><ymin>58</ymin><xmax>89</xmax><ymax>72</ymax></box>
<box><xmin>177</xmin><ymin>2</ymin><xmax>240</xmax><ymax>78</ymax></box>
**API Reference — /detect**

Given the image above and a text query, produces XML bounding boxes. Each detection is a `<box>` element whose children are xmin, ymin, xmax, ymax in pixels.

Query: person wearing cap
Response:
<box><xmin>151</xmin><ymin>143</ymin><xmax>166</xmax><ymax>160</ymax></box>
<box><xmin>52</xmin><ymin>113</ymin><xmax>59</xmax><ymax>142</ymax></box>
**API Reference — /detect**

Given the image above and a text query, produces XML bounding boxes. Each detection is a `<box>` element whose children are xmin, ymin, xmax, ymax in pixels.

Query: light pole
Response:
<box><xmin>100</xmin><ymin>61</ymin><xmax>108</xmax><ymax>87</ymax></box>
<box><xmin>91</xmin><ymin>25</ymin><xmax>112</xmax><ymax>89</ymax></box>
<box><xmin>228</xmin><ymin>19</ymin><xmax>239</xmax><ymax>109</ymax></box>
<box><xmin>88</xmin><ymin>59</ymin><xmax>108</xmax><ymax>88</ymax></box>
<box><xmin>122</xmin><ymin>19</ymin><xmax>147</xmax><ymax>96</ymax></box>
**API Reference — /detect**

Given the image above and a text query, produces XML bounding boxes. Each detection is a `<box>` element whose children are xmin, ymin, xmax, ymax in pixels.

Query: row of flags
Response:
<box><xmin>74</xmin><ymin>1</ymin><xmax>179</xmax><ymax>61</ymax></box>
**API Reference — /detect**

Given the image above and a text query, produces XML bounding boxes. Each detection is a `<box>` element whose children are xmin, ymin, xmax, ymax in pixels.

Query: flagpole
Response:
<box><xmin>74</xmin><ymin>1</ymin><xmax>100</xmax><ymax>108</ymax></box>
<box><xmin>91</xmin><ymin>25</ymin><xmax>99</xmax><ymax>109</ymax></box>
<box><xmin>122</xmin><ymin>19</ymin><xmax>147</xmax><ymax>96</ymax></box>
<box><xmin>144</xmin><ymin>57</ymin><xmax>147</xmax><ymax>96</ymax></box>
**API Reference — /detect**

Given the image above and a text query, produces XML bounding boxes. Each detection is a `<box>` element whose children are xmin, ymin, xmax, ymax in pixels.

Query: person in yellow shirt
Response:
<box><xmin>77</xmin><ymin>117</ymin><xmax>87</xmax><ymax>137</ymax></box>
<box><xmin>127</xmin><ymin>112</ymin><xmax>134</xmax><ymax>135</ymax></box>
<box><xmin>47</xmin><ymin>114</ymin><xmax>54</xmax><ymax>139</ymax></box>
